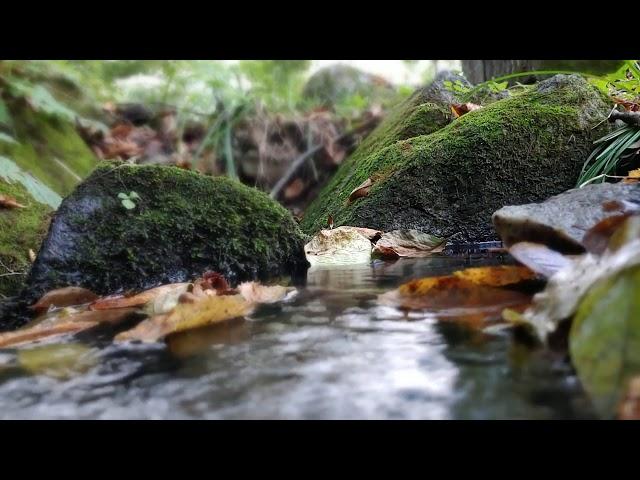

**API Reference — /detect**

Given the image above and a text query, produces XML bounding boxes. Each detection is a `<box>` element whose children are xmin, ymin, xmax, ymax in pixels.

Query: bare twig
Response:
<box><xmin>269</xmin><ymin>116</ymin><xmax>380</xmax><ymax>200</ymax></box>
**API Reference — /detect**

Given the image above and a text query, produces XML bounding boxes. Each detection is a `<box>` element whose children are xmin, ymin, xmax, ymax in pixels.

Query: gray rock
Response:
<box><xmin>493</xmin><ymin>183</ymin><xmax>640</xmax><ymax>252</ymax></box>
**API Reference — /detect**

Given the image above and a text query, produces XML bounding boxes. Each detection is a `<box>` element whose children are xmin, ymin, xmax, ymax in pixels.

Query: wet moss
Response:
<box><xmin>0</xmin><ymin>179</ymin><xmax>52</xmax><ymax>297</ymax></box>
<box><xmin>26</xmin><ymin>162</ymin><xmax>309</xmax><ymax>300</ymax></box>
<box><xmin>0</xmin><ymin>101</ymin><xmax>98</xmax><ymax>196</ymax></box>
<box><xmin>301</xmin><ymin>75</ymin><xmax>612</xmax><ymax>241</ymax></box>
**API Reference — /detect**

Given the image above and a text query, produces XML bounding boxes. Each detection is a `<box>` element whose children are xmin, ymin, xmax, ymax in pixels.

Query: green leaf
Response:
<box><xmin>570</xmin><ymin>265</ymin><xmax>640</xmax><ymax>418</ymax></box>
<box><xmin>117</xmin><ymin>192</ymin><xmax>129</xmax><ymax>200</ymax></box>
<box><xmin>128</xmin><ymin>191</ymin><xmax>140</xmax><ymax>200</ymax></box>
<box><xmin>121</xmin><ymin>199</ymin><xmax>136</xmax><ymax>210</ymax></box>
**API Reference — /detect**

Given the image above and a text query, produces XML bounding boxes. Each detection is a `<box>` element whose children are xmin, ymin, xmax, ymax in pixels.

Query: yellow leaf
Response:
<box><xmin>115</xmin><ymin>294</ymin><xmax>251</xmax><ymax>343</ymax></box>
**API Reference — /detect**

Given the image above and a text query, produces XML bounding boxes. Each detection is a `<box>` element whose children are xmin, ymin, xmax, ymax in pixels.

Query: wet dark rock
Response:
<box><xmin>493</xmin><ymin>183</ymin><xmax>640</xmax><ymax>252</ymax></box>
<box><xmin>23</xmin><ymin>162</ymin><xmax>309</xmax><ymax>305</ymax></box>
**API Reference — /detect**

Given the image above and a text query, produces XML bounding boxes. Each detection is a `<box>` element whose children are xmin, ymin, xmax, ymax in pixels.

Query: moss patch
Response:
<box><xmin>26</xmin><ymin>162</ymin><xmax>309</xmax><ymax>301</ymax></box>
<box><xmin>0</xmin><ymin>99</ymin><xmax>98</xmax><ymax>197</ymax></box>
<box><xmin>0</xmin><ymin>178</ymin><xmax>52</xmax><ymax>297</ymax></box>
<box><xmin>301</xmin><ymin>75</ymin><xmax>612</xmax><ymax>241</ymax></box>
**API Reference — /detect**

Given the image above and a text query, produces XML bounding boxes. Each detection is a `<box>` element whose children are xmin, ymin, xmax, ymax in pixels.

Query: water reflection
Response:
<box><xmin>0</xmin><ymin>256</ymin><xmax>595</xmax><ymax>419</ymax></box>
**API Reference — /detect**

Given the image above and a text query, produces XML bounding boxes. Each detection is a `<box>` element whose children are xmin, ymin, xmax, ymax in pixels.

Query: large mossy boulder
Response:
<box><xmin>25</xmin><ymin>162</ymin><xmax>309</xmax><ymax>300</ymax></box>
<box><xmin>300</xmin><ymin>75</ymin><xmax>612</xmax><ymax>241</ymax></box>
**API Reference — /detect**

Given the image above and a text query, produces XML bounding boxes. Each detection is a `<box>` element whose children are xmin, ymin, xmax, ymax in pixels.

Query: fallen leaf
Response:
<box><xmin>0</xmin><ymin>307</ymin><xmax>138</xmax><ymax>349</ymax></box>
<box><xmin>347</xmin><ymin>178</ymin><xmax>373</xmax><ymax>204</ymax></box>
<box><xmin>237</xmin><ymin>282</ymin><xmax>296</xmax><ymax>304</ymax></box>
<box><xmin>30</xmin><ymin>287</ymin><xmax>99</xmax><ymax>314</ymax></box>
<box><xmin>570</xmin><ymin>265</ymin><xmax>640</xmax><ymax>418</ymax></box>
<box><xmin>0</xmin><ymin>194</ymin><xmax>26</xmax><ymax>209</ymax></box>
<box><xmin>379</xmin><ymin>273</ymin><xmax>532</xmax><ymax>325</ymax></box>
<box><xmin>350</xmin><ymin>226</ymin><xmax>382</xmax><ymax>241</ymax></box>
<box><xmin>508</xmin><ymin>242</ymin><xmax>574</xmax><ymax>277</ymax></box>
<box><xmin>372</xmin><ymin>230</ymin><xmax>445</xmax><ymax>258</ymax></box>
<box><xmin>452</xmin><ymin>265</ymin><xmax>537</xmax><ymax>287</ymax></box>
<box><xmin>451</xmin><ymin>103</ymin><xmax>482</xmax><ymax>118</ymax></box>
<box><xmin>521</xmin><ymin>219</ymin><xmax>640</xmax><ymax>341</ymax></box>
<box><xmin>582</xmin><ymin>214</ymin><xmax>634</xmax><ymax>254</ymax></box>
<box><xmin>618</xmin><ymin>377</ymin><xmax>640</xmax><ymax>420</ymax></box>
<box><xmin>305</xmin><ymin>226</ymin><xmax>373</xmax><ymax>266</ymax></box>
<box><xmin>28</xmin><ymin>249</ymin><xmax>36</xmax><ymax>262</ymax></box>
<box><xmin>18</xmin><ymin>343</ymin><xmax>97</xmax><ymax>379</ymax></box>
<box><xmin>115</xmin><ymin>294</ymin><xmax>251</xmax><ymax>343</ymax></box>
<box><xmin>89</xmin><ymin>283</ymin><xmax>191</xmax><ymax>310</ymax></box>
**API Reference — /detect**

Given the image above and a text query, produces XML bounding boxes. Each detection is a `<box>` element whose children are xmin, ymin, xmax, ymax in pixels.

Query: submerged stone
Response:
<box><xmin>24</xmin><ymin>162</ymin><xmax>309</xmax><ymax>302</ymax></box>
<box><xmin>301</xmin><ymin>75</ymin><xmax>612</xmax><ymax>242</ymax></box>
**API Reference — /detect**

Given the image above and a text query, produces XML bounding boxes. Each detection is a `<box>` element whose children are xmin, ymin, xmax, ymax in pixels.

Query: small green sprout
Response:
<box><xmin>118</xmin><ymin>191</ymin><xmax>140</xmax><ymax>210</ymax></box>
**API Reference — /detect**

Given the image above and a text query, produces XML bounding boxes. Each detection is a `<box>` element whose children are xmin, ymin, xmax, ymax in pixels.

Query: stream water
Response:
<box><xmin>0</xmin><ymin>256</ymin><xmax>596</xmax><ymax>419</ymax></box>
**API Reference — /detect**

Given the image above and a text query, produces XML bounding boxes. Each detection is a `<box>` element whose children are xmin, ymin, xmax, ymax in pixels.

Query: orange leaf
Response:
<box><xmin>0</xmin><ymin>194</ymin><xmax>26</xmax><ymax>209</ymax></box>
<box><xmin>30</xmin><ymin>287</ymin><xmax>99</xmax><ymax>314</ymax></box>
<box><xmin>452</xmin><ymin>265</ymin><xmax>537</xmax><ymax>287</ymax></box>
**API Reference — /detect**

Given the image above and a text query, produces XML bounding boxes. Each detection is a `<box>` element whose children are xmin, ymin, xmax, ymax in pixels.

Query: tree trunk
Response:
<box><xmin>461</xmin><ymin>60</ymin><xmax>625</xmax><ymax>85</ymax></box>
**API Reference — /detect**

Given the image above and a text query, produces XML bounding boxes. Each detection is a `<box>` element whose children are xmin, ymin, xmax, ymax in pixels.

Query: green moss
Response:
<box><xmin>301</xmin><ymin>75</ymin><xmax>612</xmax><ymax>241</ymax></box>
<box><xmin>0</xmin><ymin>100</ymin><xmax>98</xmax><ymax>196</ymax></box>
<box><xmin>0</xmin><ymin>179</ymin><xmax>52</xmax><ymax>297</ymax></box>
<box><xmin>27</xmin><ymin>162</ymin><xmax>308</xmax><ymax>297</ymax></box>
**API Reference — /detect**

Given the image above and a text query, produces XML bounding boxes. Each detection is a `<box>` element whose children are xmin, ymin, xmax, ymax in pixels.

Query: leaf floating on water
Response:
<box><xmin>347</xmin><ymin>178</ymin><xmax>373</xmax><ymax>204</ymax></box>
<box><xmin>570</xmin><ymin>265</ymin><xmax>640</xmax><ymax>418</ymax></box>
<box><xmin>379</xmin><ymin>272</ymin><xmax>533</xmax><ymax>325</ymax></box>
<box><xmin>89</xmin><ymin>283</ymin><xmax>191</xmax><ymax>310</ymax></box>
<box><xmin>452</xmin><ymin>265</ymin><xmax>537</xmax><ymax>287</ymax></box>
<box><xmin>305</xmin><ymin>226</ymin><xmax>373</xmax><ymax>266</ymax></box>
<box><xmin>115</xmin><ymin>294</ymin><xmax>251</xmax><ymax>343</ymax></box>
<box><xmin>0</xmin><ymin>307</ymin><xmax>138</xmax><ymax>349</ymax></box>
<box><xmin>18</xmin><ymin>343</ymin><xmax>97</xmax><ymax>380</ymax></box>
<box><xmin>237</xmin><ymin>282</ymin><xmax>296</xmax><ymax>304</ymax></box>
<box><xmin>508</xmin><ymin>242</ymin><xmax>574</xmax><ymax>278</ymax></box>
<box><xmin>30</xmin><ymin>287</ymin><xmax>99</xmax><ymax>314</ymax></box>
<box><xmin>372</xmin><ymin>230</ymin><xmax>445</xmax><ymax>258</ymax></box>
<box><xmin>0</xmin><ymin>194</ymin><xmax>26</xmax><ymax>209</ymax></box>
<box><xmin>0</xmin><ymin>320</ymin><xmax>98</xmax><ymax>349</ymax></box>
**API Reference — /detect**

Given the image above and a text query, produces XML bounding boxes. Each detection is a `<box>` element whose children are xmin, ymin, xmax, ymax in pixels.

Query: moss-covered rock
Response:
<box><xmin>24</xmin><ymin>162</ymin><xmax>309</xmax><ymax>301</ymax></box>
<box><xmin>0</xmin><ymin>99</ymin><xmax>99</xmax><ymax>197</ymax></box>
<box><xmin>301</xmin><ymin>75</ymin><xmax>612</xmax><ymax>241</ymax></box>
<box><xmin>0</xmin><ymin>169</ymin><xmax>54</xmax><ymax>297</ymax></box>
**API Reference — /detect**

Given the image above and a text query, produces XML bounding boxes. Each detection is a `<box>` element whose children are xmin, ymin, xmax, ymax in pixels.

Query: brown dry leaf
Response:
<box><xmin>0</xmin><ymin>307</ymin><xmax>138</xmax><ymax>349</ymax></box>
<box><xmin>30</xmin><ymin>287</ymin><xmax>99</xmax><ymax>314</ymax></box>
<box><xmin>115</xmin><ymin>294</ymin><xmax>251</xmax><ymax>343</ymax></box>
<box><xmin>237</xmin><ymin>282</ymin><xmax>295</xmax><ymax>304</ymax></box>
<box><xmin>450</xmin><ymin>103</ymin><xmax>483</xmax><ymax>118</ymax></box>
<box><xmin>350</xmin><ymin>227</ymin><xmax>383</xmax><ymax>241</ymax></box>
<box><xmin>379</xmin><ymin>274</ymin><xmax>532</xmax><ymax>325</ymax></box>
<box><xmin>348</xmin><ymin>178</ymin><xmax>373</xmax><ymax>204</ymax></box>
<box><xmin>372</xmin><ymin>230</ymin><xmax>445</xmax><ymax>258</ymax></box>
<box><xmin>452</xmin><ymin>265</ymin><xmax>537</xmax><ymax>287</ymax></box>
<box><xmin>0</xmin><ymin>194</ymin><xmax>26</xmax><ymax>209</ymax></box>
<box><xmin>618</xmin><ymin>376</ymin><xmax>640</xmax><ymax>420</ymax></box>
<box><xmin>89</xmin><ymin>283</ymin><xmax>191</xmax><ymax>310</ymax></box>
<box><xmin>582</xmin><ymin>214</ymin><xmax>634</xmax><ymax>254</ymax></box>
